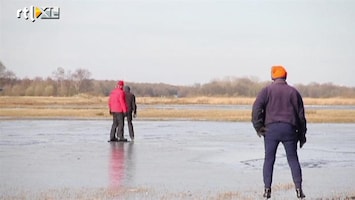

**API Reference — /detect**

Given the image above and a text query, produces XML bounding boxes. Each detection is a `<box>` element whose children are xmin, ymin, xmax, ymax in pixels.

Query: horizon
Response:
<box><xmin>3</xmin><ymin>67</ymin><xmax>355</xmax><ymax>88</ymax></box>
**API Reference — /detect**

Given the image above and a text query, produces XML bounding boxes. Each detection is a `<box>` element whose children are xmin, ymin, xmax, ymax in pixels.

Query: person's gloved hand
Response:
<box><xmin>257</xmin><ymin>127</ymin><xmax>267</xmax><ymax>137</ymax></box>
<box><xmin>299</xmin><ymin>134</ymin><xmax>306</xmax><ymax>148</ymax></box>
<box><xmin>133</xmin><ymin>112</ymin><xmax>137</xmax><ymax>118</ymax></box>
<box><xmin>109</xmin><ymin>110</ymin><xmax>112</xmax><ymax>115</ymax></box>
<box><xmin>296</xmin><ymin>129</ymin><xmax>307</xmax><ymax>148</ymax></box>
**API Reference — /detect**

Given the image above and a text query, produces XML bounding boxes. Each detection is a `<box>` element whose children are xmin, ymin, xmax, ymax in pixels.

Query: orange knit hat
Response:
<box><xmin>271</xmin><ymin>65</ymin><xmax>287</xmax><ymax>80</ymax></box>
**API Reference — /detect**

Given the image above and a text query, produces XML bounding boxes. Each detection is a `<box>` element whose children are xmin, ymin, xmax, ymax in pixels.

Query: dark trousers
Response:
<box><xmin>110</xmin><ymin>112</ymin><xmax>125</xmax><ymax>140</ymax></box>
<box><xmin>263</xmin><ymin>123</ymin><xmax>302</xmax><ymax>189</ymax></box>
<box><xmin>126</xmin><ymin>111</ymin><xmax>134</xmax><ymax>139</ymax></box>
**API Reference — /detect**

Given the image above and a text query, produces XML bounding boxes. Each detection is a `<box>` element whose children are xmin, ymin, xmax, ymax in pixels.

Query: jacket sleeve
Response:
<box><xmin>296</xmin><ymin>92</ymin><xmax>307</xmax><ymax>134</ymax></box>
<box><xmin>108</xmin><ymin>93</ymin><xmax>112</xmax><ymax>110</ymax></box>
<box><xmin>132</xmin><ymin>94</ymin><xmax>137</xmax><ymax>114</ymax></box>
<box><xmin>252</xmin><ymin>88</ymin><xmax>267</xmax><ymax>132</ymax></box>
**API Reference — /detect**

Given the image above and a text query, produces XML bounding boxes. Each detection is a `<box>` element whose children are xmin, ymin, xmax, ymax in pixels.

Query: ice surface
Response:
<box><xmin>0</xmin><ymin>120</ymin><xmax>354</xmax><ymax>199</ymax></box>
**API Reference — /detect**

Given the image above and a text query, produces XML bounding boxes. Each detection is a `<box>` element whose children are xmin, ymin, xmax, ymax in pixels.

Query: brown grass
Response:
<box><xmin>138</xmin><ymin>96</ymin><xmax>256</xmax><ymax>105</ymax></box>
<box><xmin>2</xmin><ymin>96</ymin><xmax>355</xmax><ymax>106</ymax></box>
<box><xmin>1</xmin><ymin>96</ymin><xmax>355</xmax><ymax>122</ymax></box>
<box><xmin>0</xmin><ymin>95</ymin><xmax>107</xmax><ymax>108</ymax></box>
<box><xmin>139</xmin><ymin>96</ymin><xmax>355</xmax><ymax>105</ymax></box>
<box><xmin>303</xmin><ymin>97</ymin><xmax>355</xmax><ymax>105</ymax></box>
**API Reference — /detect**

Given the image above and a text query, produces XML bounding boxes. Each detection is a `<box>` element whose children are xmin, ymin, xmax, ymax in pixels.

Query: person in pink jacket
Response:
<box><xmin>108</xmin><ymin>80</ymin><xmax>128</xmax><ymax>142</ymax></box>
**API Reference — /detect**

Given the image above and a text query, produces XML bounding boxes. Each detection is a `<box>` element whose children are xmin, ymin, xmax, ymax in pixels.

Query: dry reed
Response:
<box><xmin>1</xmin><ymin>96</ymin><xmax>354</xmax><ymax>122</ymax></box>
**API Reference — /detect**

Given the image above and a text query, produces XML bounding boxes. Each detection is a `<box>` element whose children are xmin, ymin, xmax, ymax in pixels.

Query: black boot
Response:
<box><xmin>263</xmin><ymin>188</ymin><xmax>271</xmax><ymax>199</ymax></box>
<box><xmin>296</xmin><ymin>188</ymin><xmax>305</xmax><ymax>199</ymax></box>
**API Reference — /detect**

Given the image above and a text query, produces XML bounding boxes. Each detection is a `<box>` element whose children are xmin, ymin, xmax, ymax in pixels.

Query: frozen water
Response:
<box><xmin>0</xmin><ymin>120</ymin><xmax>354</xmax><ymax>199</ymax></box>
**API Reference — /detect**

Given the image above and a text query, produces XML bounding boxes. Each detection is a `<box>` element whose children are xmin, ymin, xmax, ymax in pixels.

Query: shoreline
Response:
<box><xmin>1</xmin><ymin>96</ymin><xmax>355</xmax><ymax>123</ymax></box>
<box><xmin>1</xmin><ymin>109</ymin><xmax>355</xmax><ymax>123</ymax></box>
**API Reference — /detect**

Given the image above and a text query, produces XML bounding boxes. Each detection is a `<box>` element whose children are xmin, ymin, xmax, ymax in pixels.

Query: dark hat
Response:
<box><xmin>124</xmin><ymin>86</ymin><xmax>130</xmax><ymax>92</ymax></box>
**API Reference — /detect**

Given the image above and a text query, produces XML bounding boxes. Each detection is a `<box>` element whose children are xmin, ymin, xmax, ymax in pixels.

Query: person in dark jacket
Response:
<box><xmin>108</xmin><ymin>80</ymin><xmax>128</xmax><ymax>142</ymax></box>
<box><xmin>124</xmin><ymin>85</ymin><xmax>137</xmax><ymax>141</ymax></box>
<box><xmin>251</xmin><ymin>65</ymin><xmax>307</xmax><ymax>199</ymax></box>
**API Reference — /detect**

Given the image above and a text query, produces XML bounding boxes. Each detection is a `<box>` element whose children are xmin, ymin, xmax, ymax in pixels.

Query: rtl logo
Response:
<box><xmin>17</xmin><ymin>6</ymin><xmax>60</xmax><ymax>22</ymax></box>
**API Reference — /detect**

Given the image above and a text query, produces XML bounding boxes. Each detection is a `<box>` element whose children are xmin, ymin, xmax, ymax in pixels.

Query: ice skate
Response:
<box><xmin>296</xmin><ymin>188</ymin><xmax>305</xmax><ymax>199</ymax></box>
<box><xmin>263</xmin><ymin>188</ymin><xmax>271</xmax><ymax>199</ymax></box>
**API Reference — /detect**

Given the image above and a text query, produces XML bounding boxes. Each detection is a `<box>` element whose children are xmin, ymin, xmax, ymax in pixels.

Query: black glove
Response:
<box><xmin>299</xmin><ymin>133</ymin><xmax>306</xmax><ymax>148</ymax></box>
<box><xmin>133</xmin><ymin>112</ymin><xmax>137</xmax><ymax>118</ymax></box>
<box><xmin>109</xmin><ymin>110</ymin><xmax>112</xmax><ymax>115</ymax></box>
<box><xmin>296</xmin><ymin>128</ymin><xmax>307</xmax><ymax>148</ymax></box>
<box><xmin>257</xmin><ymin>127</ymin><xmax>267</xmax><ymax>138</ymax></box>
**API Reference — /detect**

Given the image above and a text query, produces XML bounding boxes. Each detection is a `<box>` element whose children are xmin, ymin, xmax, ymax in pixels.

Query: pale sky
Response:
<box><xmin>1</xmin><ymin>0</ymin><xmax>354</xmax><ymax>86</ymax></box>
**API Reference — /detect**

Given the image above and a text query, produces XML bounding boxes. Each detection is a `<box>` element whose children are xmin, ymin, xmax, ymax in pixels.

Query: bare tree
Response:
<box><xmin>71</xmin><ymin>68</ymin><xmax>92</xmax><ymax>94</ymax></box>
<box><xmin>1</xmin><ymin>64</ymin><xmax>355</xmax><ymax>97</ymax></box>
<box><xmin>0</xmin><ymin>61</ymin><xmax>16</xmax><ymax>87</ymax></box>
<box><xmin>52</xmin><ymin>67</ymin><xmax>66</xmax><ymax>96</ymax></box>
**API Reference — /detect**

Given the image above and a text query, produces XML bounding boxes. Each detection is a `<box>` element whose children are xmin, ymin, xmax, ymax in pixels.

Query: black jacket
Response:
<box><xmin>125</xmin><ymin>91</ymin><xmax>137</xmax><ymax>114</ymax></box>
<box><xmin>252</xmin><ymin>79</ymin><xmax>307</xmax><ymax>134</ymax></box>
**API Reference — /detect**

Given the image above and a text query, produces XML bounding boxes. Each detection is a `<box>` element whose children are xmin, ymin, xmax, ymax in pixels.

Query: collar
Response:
<box><xmin>273</xmin><ymin>79</ymin><xmax>287</xmax><ymax>84</ymax></box>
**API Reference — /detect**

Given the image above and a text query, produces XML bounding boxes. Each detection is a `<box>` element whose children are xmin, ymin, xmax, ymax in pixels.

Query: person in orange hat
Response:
<box><xmin>108</xmin><ymin>80</ymin><xmax>128</xmax><ymax>142</ymax></box>
<box><xmin>271</xmin><ymin>65</ymin><xmax>287</xmax><ymax>80</ymax></box>
<box><xmin>251</xmin><ymin>65</ymin><xmax>307</xmax><ymax>199</ymax></box>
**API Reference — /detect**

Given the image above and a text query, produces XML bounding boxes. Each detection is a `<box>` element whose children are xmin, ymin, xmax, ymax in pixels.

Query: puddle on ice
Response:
<box><xmin>0</xmin><ymin>120</ymin><xmax>354</xmax><ymax>199</ymax></box>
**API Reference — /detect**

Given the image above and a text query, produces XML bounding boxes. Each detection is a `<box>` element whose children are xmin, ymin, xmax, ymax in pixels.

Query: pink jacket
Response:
<box><xmin>109</xmin><ymin>87</ymin><xmax>127</xmax><ymax>113</ymax></box>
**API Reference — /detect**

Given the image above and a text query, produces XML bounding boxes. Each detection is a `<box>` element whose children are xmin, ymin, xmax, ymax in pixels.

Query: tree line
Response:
<box><xmin>1</xmin><ymin>62</ymin><xmax>355</xmax><ymax>98</ymax></box>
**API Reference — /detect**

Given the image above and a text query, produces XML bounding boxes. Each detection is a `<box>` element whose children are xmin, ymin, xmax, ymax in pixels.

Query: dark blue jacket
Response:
<box><xmin>252</xmin><ymin>79</ymin><xmax>307</xmax><ymax>134</ymax></box>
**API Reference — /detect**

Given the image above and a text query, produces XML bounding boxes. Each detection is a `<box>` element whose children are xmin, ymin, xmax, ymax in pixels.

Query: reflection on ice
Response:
<box><xmin>109</xmin><ymin>143</ymin><xmax>125</xmax><ymax>188</ymax></box>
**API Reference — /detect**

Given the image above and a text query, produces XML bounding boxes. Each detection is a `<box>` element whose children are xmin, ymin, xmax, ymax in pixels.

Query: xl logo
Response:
<box><xmin>17</xmin><ymin>6</ymin><xmax>60</xmax><ymax>22</ymax></box>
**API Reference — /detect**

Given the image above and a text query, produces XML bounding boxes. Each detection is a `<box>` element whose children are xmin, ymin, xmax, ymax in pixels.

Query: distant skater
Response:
<box><xmin>108</xmin><ymin>80</ymin><xmax>128</xmax><ymax>142</ymax></box>
<box><xmin>124</xmin><ymin>85</ymin><xmax>137</xmax><ymax>141</ymax></box>
<box><xmin>251</xmin><ymin>66</ymin><xmax>307</xmax><ymax>199</ymax></box>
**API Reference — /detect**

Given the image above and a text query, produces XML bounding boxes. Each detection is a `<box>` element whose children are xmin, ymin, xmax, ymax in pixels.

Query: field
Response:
<box><xmin>1</xmin><ymin>96</ymin><xmax>355</xmax><ymax>123</ymax></box>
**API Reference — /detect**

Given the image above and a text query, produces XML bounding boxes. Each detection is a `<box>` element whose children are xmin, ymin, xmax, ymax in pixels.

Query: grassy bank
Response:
<box><xmin>1</xmin><ymin>96</ymin><xmax>355</xmax><ymax>123</ymax></box>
